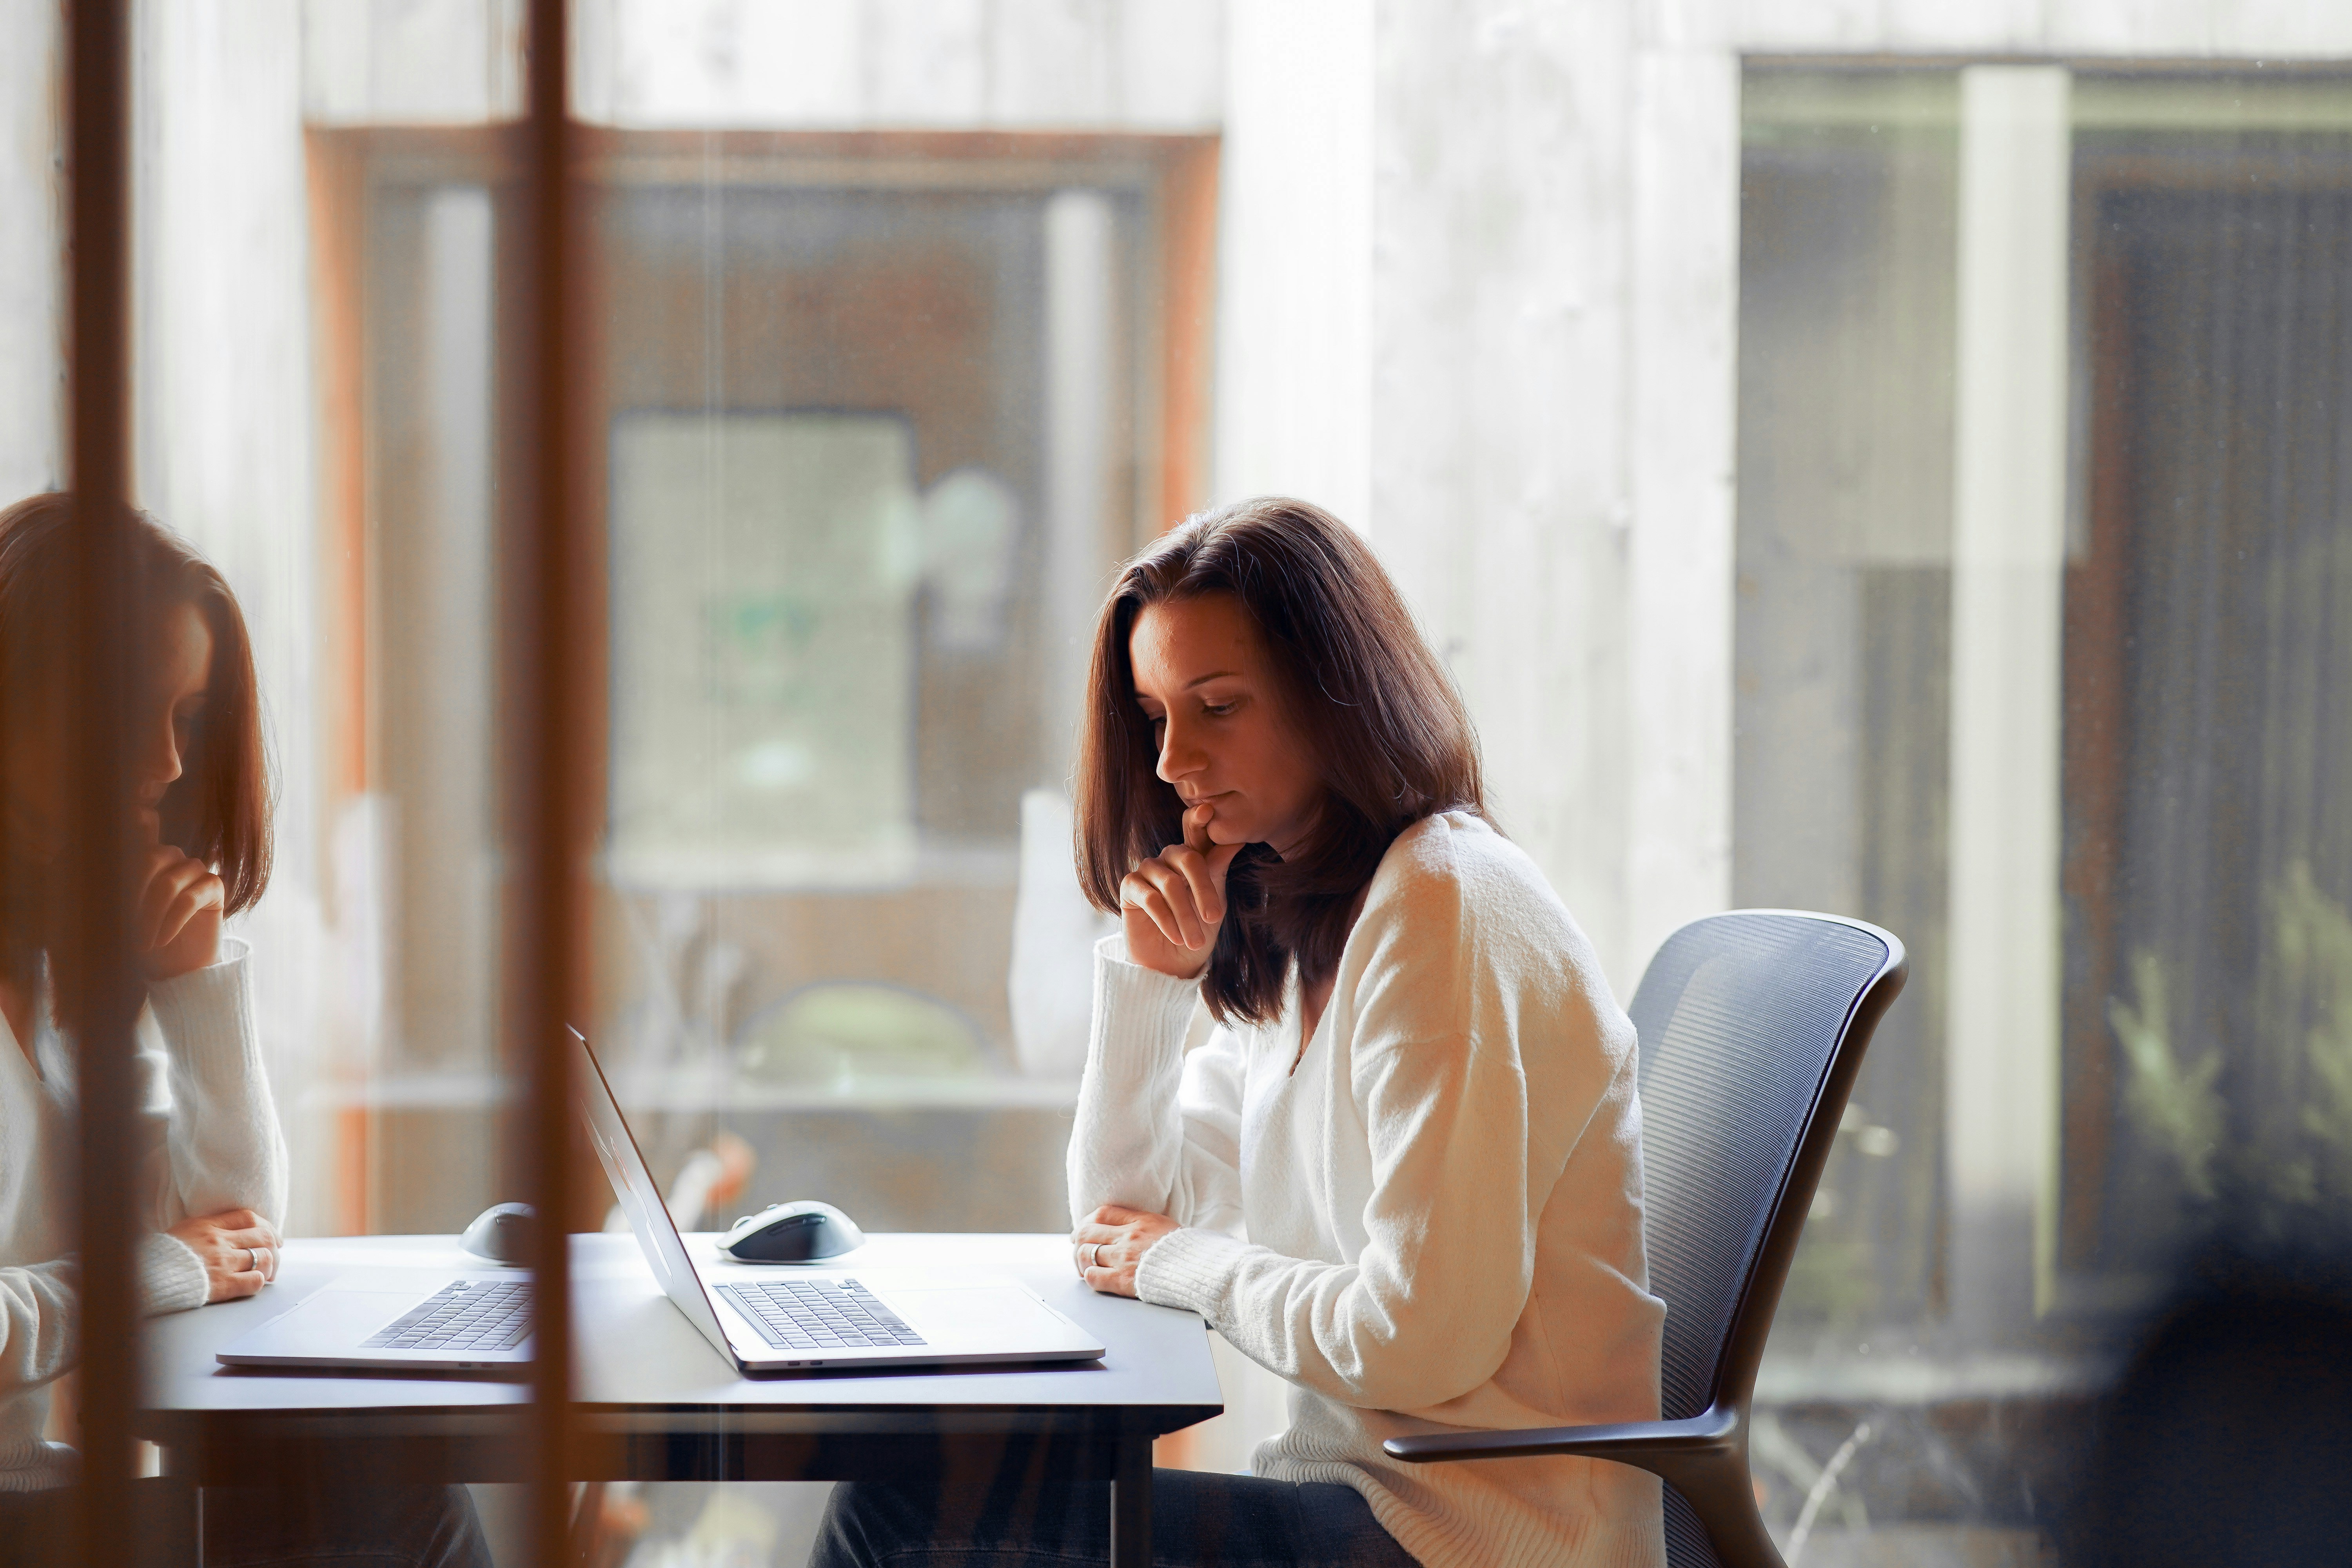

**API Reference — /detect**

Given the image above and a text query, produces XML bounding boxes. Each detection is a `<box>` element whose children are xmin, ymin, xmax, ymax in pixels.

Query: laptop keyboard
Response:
<box><xmin>719</xmin><ymin>1278</ymin><xmax>927</xmax><ymax>1352</ymax></box>
<box><xmin>363</xmin><ymin>1279</ymin><xmax>532</xmax><ymax>1352</ymax></box>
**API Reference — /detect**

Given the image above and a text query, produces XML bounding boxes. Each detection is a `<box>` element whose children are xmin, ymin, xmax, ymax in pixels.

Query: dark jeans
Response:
<box><xmin>201</xmin><ymin>1483</ymin><xmax>491</xmax><ymax>1568</ymax></box>
<box><xmin>811</xmin><ymin>1463</ymin><xmax>1417</xmax><ymax>1568</ymax></box>
<box><xmin>0</xmin><ymin>1481</ymin><xmax>489</xmax><ymax>1567</ymax></box>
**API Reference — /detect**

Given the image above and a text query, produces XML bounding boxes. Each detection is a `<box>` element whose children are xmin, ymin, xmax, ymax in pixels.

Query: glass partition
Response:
<box><xmin>19</xmin><ymin>5</ymin><xmax>2347</xmax><ymax>1564</ymax></box>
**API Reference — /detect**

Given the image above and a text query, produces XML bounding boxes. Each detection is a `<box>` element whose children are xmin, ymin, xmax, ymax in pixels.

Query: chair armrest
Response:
<box><xmin>1383</xmin><ymin>1405</ymin><xmax>1739</xmax><ymax>1465</ymax></box>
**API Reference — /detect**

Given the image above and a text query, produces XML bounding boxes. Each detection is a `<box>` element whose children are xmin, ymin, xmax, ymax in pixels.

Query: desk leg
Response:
<box><xmin>1109</xmin><ymin>1430</ymin><xmax>1151</xmax><ymax>1568</ymax></box>
<box><xmin>145</xmin><ymin>1459</ymin><xmax>201</xmax><ymax>1568</ymax></box>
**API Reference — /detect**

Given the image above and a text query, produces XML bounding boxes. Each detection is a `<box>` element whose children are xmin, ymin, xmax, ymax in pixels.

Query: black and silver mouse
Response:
<box><xmin>460</xmin><ymin>1202</ymin><xmax>536</xmax><ymax>1266</ymax></box>
<box><xmin>720</xmin><ymin>1200</ymin><xmax>865</xmax><ymax>1263</ymax></box>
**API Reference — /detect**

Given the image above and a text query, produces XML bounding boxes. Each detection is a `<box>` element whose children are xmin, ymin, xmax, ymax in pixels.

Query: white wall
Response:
<box><xmin>573</xmin><ymin>0</ymin><xmax>1222</xmax><ymax>130</ymax></box>
<box><xmin>1211</xmin><ymin>0</ymin><xmax>1373</xmax><ymax>527</ymax></box>
<box><xmin>1210</xmin><ymin>0</ymin><xmax>1743</xmax><ymax>997</ymax></box>
<box><xmin>300</xmin><ymin>0</ymin><xmax>1227</xmax><ymax>130</ymax></box>
<box><xmin>301</xmin><ymin>0</ymin><xmax>524</xmax><ymax>123</ymax></box>
<box><xmin>135</xmin><ymin>0</ymin><xmax>333</xmax><ymax>1231</ymax></box>
<box><xmin>1361</xmin><ymin>2</ymin><xmax>1742</xmax><ymax>998</ymax></box>
<box><xmin>0</xmin><ymin>0</ymin><xmax>60</xmax><ymax>502</ymax></box>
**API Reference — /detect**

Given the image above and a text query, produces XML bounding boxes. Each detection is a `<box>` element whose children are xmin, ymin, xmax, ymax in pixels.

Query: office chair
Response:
<box><xmin>1385</xmin><ymin>910</ymin><xmax>1907</xmax><ymax>1568</ymax></box>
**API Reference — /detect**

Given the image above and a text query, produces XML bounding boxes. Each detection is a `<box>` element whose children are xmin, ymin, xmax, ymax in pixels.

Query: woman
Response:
<box><xmin>814</xmin><ymin>499</ymin><xmax>1665</xmax><ymax>1568</ymax></box>
<box><xmin>0</xmin><ymin>493</ymin><xmax>487</xmax><ymax>1567</ymax></box>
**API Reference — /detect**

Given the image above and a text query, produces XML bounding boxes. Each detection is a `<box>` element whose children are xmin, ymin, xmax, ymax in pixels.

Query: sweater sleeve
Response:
<box><xmin>0</xmin><ymin>1261</ymin><xmax>78</xmax><ymax>1394</ymax></box>
<box><xmin>142</xmin><ymin>938</ymin><xmax>289</xmax><ymax>1232</ymax></box>
<box><xmin>1066</xmin><ymin>934</ymin><xmax>1248</xmax><ymax>1234</ymax></box>
<box><xmin>0</xmin><ymin>1237</ymin><xmax>210</xmax><ymax>1396</ymax></box>
<box><xmin>1133</xmin><ymin>857</ymin><xmax>1619</xmax><ymax>1417</ymax></box>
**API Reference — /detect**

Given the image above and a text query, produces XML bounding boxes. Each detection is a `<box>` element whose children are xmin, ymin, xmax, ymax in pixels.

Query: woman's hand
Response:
<box><xmin>1119</xmin><ymin>803</ymin><xmax>1242</xmax><ymax>980</ymax></box>
<box><xmin>1072</xmin><ymin>1203</ymin><xmax>1180</xmax><ymax>1297</ymax></box>
<box><xmin>136</xmin><ymin>841</ymin><xmax>224</xmax><ymax>981</ymax></box>
<box><xmin>167</xmin><ymin>1208</ymin><xmax>279</xmax><ymax>1303</ymax></box>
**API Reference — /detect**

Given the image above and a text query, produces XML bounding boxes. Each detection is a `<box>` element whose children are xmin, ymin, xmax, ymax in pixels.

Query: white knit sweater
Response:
<box><xmin>1069</xmin><ymin>812</ymin><xmax>1667</xmax><ymax>1568</ymax></box>
<box><xmin>0</xmin><ymin>938</ymin><xmax>288</xmax><ymax>1490</ymax></box>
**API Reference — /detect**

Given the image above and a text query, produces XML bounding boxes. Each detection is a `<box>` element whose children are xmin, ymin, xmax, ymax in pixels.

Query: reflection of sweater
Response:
<box><xmin>1070</xmin><ymin>813</ymin><xmax>1667</xmax><ymax>1568</ymax></box>
<box><xmin>0</xmin><ymin>938</ymin><xmax>287</xmax><ymax>1490</ymax></box>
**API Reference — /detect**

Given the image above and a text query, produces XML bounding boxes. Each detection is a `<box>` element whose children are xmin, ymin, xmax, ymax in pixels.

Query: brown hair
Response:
<box><xmin>0</xmin><ymin>494</ymin><xmax>273</xmax><ymax>972</ymax></box>
<box><xmin>1074</xmin><ymin>497</ymin><xmax>1483</xmax><ymax>1026</ymax></box>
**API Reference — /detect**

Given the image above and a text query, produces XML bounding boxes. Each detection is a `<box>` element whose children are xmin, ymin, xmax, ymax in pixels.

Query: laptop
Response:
<box><xmin>217</xmin><ymin>1030</ymin><xmax>1105</xmax><ymax>1374</ymax></box>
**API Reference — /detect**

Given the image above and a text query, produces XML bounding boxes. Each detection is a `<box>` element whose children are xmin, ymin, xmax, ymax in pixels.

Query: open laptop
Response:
<box><xmin>218</xmin><ymin>1030</ymin><xmax>1105</xmax><ymax>1374</ymax></box>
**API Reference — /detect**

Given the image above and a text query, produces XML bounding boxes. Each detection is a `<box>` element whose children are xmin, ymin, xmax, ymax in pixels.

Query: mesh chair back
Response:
<box><xmin>1630</xmin><ymin>913</ymin><xmax>1899</xmax><ymax>1568</ymax></box>
<box><xmin>1630</xmin><ymin>913</ymin><xmax>1900</xmax><ymax>1422</ymax></box>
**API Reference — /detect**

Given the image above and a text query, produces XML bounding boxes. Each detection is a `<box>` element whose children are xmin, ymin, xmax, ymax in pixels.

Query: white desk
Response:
<box><xmin>140</xmin><ymin>1232</ymin><xmax>1223</xmax><ymax>1564</ymax></box>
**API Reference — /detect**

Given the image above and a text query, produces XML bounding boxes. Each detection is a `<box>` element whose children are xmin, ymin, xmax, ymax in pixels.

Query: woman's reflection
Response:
<box><xmin>0</xmin><ymin>493</ymin><xmax>488</xmax><ymax>1568</ymax></box>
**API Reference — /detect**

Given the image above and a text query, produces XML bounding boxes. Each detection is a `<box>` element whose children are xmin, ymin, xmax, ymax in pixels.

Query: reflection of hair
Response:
<box><xmin>0</xmin><ymin>494</ymin><xmax>273</xmax><ymax>971</ymax></box>
<box><xmin>1074</xmin><ymin>497</ymin><xmax>1484</xmax><ymax>1026</ymax></box>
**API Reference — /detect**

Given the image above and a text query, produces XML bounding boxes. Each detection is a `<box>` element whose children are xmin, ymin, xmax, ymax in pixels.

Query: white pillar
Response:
<box><xmin>1626</xmin><ymin>51</ymin><xmax>1740</xmax><ymax>983</ymax></box>
<box><xmin>1945</xmin><ymin>64</ymin><xmax>2071</xmax><ymax>1328</ymax></box>
<box><xmin>1212</xmin><ymin>0</ymin><xmax>1372</xmax><ymax>525</ymax></box>
<box><xmin>0</xmin><ymin>0</ymin><xmax>60</xmax><ymax>500</ymax></box>
<box><xmin>1043</xmin><ymin>188</ymin><xmax>1117</xmax><ymax>779</ymax></box>
<box><xmin>134</xmin><ymin>0</ymin><xmax>327</xmax><ymax>1227</ymax></box>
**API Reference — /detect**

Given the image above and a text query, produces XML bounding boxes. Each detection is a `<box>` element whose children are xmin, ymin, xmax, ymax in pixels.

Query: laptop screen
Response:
<box><xmin>571</xmin><ymin>1028</ymin><xmax>737</xmax><ymax>1363</ymax></box>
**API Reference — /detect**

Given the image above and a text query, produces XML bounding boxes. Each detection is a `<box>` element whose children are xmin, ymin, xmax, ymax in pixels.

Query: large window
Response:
<box><xmin>2064</xmin><ymin>108</ymin><xmax>2352</xmax><ymax>1282</ymax></box>
<box><xmin>1739</xmin><ymin>61</ymin><xmax>2352</xmax><ymax>1347</ymax></box>
<box><xmin>1735</xmin><ymin>64</ymin><xmax>2352</xmax><ymax>1545</ymax></box>
<box><xmin>314</xmin><ymin>131</ymin><xmax>1215</xmax><ymax>1235</ymax></box>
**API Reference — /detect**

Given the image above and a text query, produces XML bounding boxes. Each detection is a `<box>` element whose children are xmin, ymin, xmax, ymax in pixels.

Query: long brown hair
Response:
<box><xmin>0</xmin><ymin>493</ymin><xmax>274</xmax><ymax>976</ymax></box>
<box><xmin>1074</xmin><ymin>497</ymin><xmax>1483</xmax><ymax>1026</ymax></box>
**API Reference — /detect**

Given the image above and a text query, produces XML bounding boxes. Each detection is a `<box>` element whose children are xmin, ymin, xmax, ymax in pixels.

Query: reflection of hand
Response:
<box><xmin>1118</xmin><ymin>803</ymin><xmax>1243</xmax><ymax>980</ymax></box>
<box><xmin>167</xmin><ymin>1208</ymin><xmax>279</xmax><ymax>1303</ymax></box>
<box><xmin>137</xmin><ymin>843</ymin><xmax>223</xmax><ymax>981</ymax></box>
<box><xmin>1072</xmin><ymin>1203</ymin><xmax>1180</xmax><ymax>1298</ymax></box>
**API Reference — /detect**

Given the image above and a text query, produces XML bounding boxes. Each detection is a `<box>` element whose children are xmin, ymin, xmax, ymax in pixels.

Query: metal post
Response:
<box><xmin>1109</xmin><ymin>1428</ymin><xmax>1152</xmax><ymax>1568</ymax></box>
<box><xmin>64</xmin><ymin>0</ymin><xmax>145</xmax><ymax>1563</ymax></box>
<box><xmin>517</xmin><ymin>1</ymin><xmax>585</xmax><ymax>1562</ymax></box>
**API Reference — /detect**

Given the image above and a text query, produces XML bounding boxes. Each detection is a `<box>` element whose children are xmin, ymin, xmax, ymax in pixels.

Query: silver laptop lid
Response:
<box><xmin>572</xmin><ymin>1028</ymin><xmax>737</xmax><ymax>1364</ymax></box>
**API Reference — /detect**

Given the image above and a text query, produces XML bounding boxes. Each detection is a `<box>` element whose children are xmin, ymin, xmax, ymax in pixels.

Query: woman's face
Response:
<box><xmin>137</xmin><ymin>602</ymin><xmax>214</xmax><ymax>841</ymax></box>
<box><xmin>3</xmin><ymin>600</ymin><xmax>212</xmax><ymax>859</ymax></box>
<box><xmin>1128</xmin><ymin>593</ymin><xmax>1323</xmax><ymax>858</ymax></box>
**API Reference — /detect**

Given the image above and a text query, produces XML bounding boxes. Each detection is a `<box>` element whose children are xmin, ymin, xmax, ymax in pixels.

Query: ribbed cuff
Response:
<box><xmin>145</xmin><ymin>937</ymin><xmax>257</xmax><ymax>1095</ymax></box>
<box><xmin>138</xmin><ymin>1233</ymin><xmax>208</xmax><ymax>1316</ymax></box>
<box><xmin>1134</xmin><ymin>1225</ymin><xmax>1253</xmax><ymax>1324</ymax></box>
<box><xmin>1087</xmin><ymin>934</ymin><xmax>1205</xmax><ymax>1083</ymax></box>
<box><xmin>0</xmin><ymin>1442</ymin><xmax>80</xmax><ymax>1492</ymax></box>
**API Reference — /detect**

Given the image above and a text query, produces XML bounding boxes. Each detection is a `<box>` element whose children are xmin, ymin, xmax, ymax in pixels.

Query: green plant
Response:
<box><xmin>2267</xmin><ymin>862</ymin><xmax>2352</xmax><ymax>1195</ymax></box>
<box><xmin>2108</xmin><ymin>862</ymin><xmax>2352</xmax><ymax>1221</ymax></box>
<box><xmin>2107</xmin><ymin>949</ymin><xmax>2223</xmax><ymax>1200</ymax></box>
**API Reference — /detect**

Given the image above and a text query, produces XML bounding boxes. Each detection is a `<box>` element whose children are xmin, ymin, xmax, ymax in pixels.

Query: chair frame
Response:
<box><xmin>1383</xmin><ymin>911</ymin><xmax>1908</xmax><ymax>1568</ymax></box>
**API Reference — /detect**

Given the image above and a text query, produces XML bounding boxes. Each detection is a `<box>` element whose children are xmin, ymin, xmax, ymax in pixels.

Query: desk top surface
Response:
<box><xmin>140</xmin><ymin>1232</ymin><xmax>1222</xmax><ymax>1436</ymax></box>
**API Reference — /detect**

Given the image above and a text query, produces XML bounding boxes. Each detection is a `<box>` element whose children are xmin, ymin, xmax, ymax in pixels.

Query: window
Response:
<box><xmin>313</xmin><ymin>128</ymin><xmax>1216</xmax><ymax>1234</ymax></box>
<box><xmin>1739</xmin><ymin>62</ymin><xmax>2352</xmax><ymax>1341</ymax></box>
<box><xmin>2064</xmin><ymin>96</ymin><xmax>2352</xmax><ymax>1283</ymax></box>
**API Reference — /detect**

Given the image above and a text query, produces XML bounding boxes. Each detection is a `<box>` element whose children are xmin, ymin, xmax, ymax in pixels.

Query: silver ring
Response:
<box><xmin>246</xmin><ymin>1247</ymin><xmax>258</xmax><ymax>1272</ymax></box>
<box><xmin>1086</xmin><ymin>1242</ymin><xmax>1101</xmax><ymax>1270</ymax></box>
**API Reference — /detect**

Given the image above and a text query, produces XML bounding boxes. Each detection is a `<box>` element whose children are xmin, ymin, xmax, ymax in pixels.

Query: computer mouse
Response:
<box><xmin>721</xmin><ymin>1200</ymin><xmax>865</xmax><ymax>1263</ymax></box>
<box><xmin>460</xmin><ymin>1202</ymin><xmax>536</xmax><ymax>1266</ymax></box>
